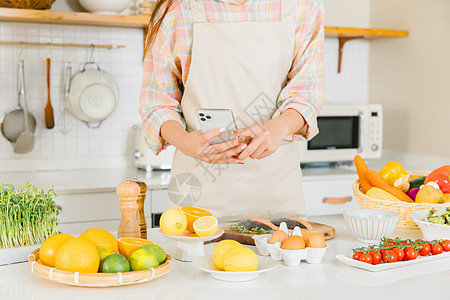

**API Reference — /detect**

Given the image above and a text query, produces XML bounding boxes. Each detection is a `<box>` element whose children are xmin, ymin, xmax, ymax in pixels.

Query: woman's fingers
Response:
<box><xmin>202</xmin><ymin>127</ymin><xmax>227</xmax><ymax>143</ymax></box>
<box><xmin>237</xmin><ymin>138</ymin><xmax>262</xmax><ymax>160</ymax></box>
<box><xmin>207</xmin><ymin>137</ymin><xmax>241</xmax><ymax>153</ymax></box>
<box><xmin>256</xmin><ymin>146</ymin><xmax>277</xmax><ymax>159</ymax></box>
<box><xmin>231</xmin><ymin>125</ymin><xmax>259</xmax><ymax>138</ymax></box>
<box><xmin>223</xmin><ymin>143</ymin><xmax>247</xmax><ymax>158</ymax></box>
<box><xmin>249</xmin><ymin>141</ymin><xmax>270</xmax><ymax>159</ymax></box>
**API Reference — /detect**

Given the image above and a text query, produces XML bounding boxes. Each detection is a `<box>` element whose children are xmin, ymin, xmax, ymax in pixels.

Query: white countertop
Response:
<box><xmin>1</xmin><ymin>215</ymin><xmax>450</xmax><ymax>300</ymax></box>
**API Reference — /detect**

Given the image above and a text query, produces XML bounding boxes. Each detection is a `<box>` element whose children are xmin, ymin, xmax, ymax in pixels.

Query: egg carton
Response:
<box><xmin>252</xmin><ymin>223</ymin><xmax>328</xmax><ymax>267</ymax></box>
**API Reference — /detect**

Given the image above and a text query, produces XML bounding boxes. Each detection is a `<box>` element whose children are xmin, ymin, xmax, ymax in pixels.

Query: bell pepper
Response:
<box><xmin>424</xmin><ymin>165</ymin><xmax>450</xmax><ymax>194</ymax></box>
<box><xmin>378</xmin><ymin>161</ymin><xmax>408</xmax><ymax>185</ymax></box>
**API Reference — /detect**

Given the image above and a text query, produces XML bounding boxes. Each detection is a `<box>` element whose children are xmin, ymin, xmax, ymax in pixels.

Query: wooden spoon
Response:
<box><xmin>45</xmin><ymin>58</ymin><xmax>54</xmax><ymax>129</ymax></box>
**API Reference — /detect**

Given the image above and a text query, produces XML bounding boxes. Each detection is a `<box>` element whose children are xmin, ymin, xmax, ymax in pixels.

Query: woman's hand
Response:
<box><xmin>161</xmin><ymin>121</ymin><xmax>246</xmax><ymax>164</ymax></box>
<box><xmin>179</xmin><ymin>128</ymin><xmax>247</xmax><ymax>164</ymax></box>
<box><xmin>232</xmin><ymin>120</ymin><xmax>287</xmax><ymax>160</ymax></box>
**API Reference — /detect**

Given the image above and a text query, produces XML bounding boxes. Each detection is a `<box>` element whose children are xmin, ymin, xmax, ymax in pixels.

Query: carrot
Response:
<box><xmin>354</xmin><ymin>155</ymin><xmax>373</xmax><ymax>193</ymax></box>
<box><xmin>365</xmin><ymin>169</ymin><xmax>414</xmax><ymax>203</ymax></box>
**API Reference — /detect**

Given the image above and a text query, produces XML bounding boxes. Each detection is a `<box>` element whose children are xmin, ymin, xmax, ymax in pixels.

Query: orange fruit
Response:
<box><xmin>39</xmin><ymin>234</ymin><xmax>75</xmax><ymax>267</ymax></box>
<box><xmin>193</xmin><ymin>216</ymin><xmax>218</xmax><ymax>237</ymax></box>
<box><xmin>55</xmin><ymin>237</ymin><xmax>100</xmax><ymax>273</ymax></box>
<box><xmin>79</xmin><ymin>228</ymin><xmax>118</xmax><ymax>253</ymax></box>
<box><xmin>118</xmin><ymin>237</ymin><xmax>156</xmax><ymax>259</ymax></box>
<box><xmin>179</xmin><ymin>206</ymin><xmax>214</xmax><ymax>233</ymax></box>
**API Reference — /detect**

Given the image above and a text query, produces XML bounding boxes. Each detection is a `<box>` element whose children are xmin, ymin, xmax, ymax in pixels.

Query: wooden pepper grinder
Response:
<box><xmin>133</xmin><ymin>176</ymin><xmax>148</xmax><ymax>239</ymax></box>
<box><xmin>117</xmin><ymin>178</ymin><xmax>141</xmax><ymax>238</ymax></box>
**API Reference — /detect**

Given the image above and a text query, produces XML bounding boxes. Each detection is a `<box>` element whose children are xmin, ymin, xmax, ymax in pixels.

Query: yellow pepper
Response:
<box><xmin>378</xmin><ymin>161</ymin><xmax>408</xmax><ymax>185</ymax></box>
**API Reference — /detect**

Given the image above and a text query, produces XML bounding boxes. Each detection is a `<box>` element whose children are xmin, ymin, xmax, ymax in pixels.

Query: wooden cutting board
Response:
<box><xmin>207</xmin><ymin>221</ymin><xmax>335</xmax><ymax>246</ymax></box>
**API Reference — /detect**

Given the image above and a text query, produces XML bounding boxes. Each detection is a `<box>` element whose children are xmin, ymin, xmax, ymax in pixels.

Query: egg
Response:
<box><xmin>268</xmin><ymin>230</ymin><xmax>288</xmax><ymax>244</ymax></box>
<box><xmin>305</xmin><ymin>233</ymin><xmax>326</xmax><ymax>248</ymax></box>
<box><xmin>281</xmin><ymin>236</ymin><xmax>305</xmax><ymax>250</ymax></box>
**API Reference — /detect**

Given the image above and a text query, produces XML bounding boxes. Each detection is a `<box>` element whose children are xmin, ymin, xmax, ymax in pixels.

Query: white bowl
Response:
<box><xmin>410</xmin><ymin>209</ymin><xmax>450</xmax><ymax>240</ymax></box>
<box><xmin>78</xmin><ymin>0</ymin><xmax>132</xmax><ymax>14</ymax></box>
<box><xmin>343</xmin><ymin>209</ymin><xmax>399</xmax><ymax>244</ymax></box>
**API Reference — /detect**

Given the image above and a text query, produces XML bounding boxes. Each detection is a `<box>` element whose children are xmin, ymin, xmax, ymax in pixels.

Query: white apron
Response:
<box><xmin>167</xmin><ymin>0</ymin><xmax>305</xmax><ymax>222</ymax></box>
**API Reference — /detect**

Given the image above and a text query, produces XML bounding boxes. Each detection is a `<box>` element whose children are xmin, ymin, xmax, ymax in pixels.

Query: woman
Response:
<box><xmin>140</xmin><ymin>0</ymin><xmax>324</xmax><ymax>221</ymax></box>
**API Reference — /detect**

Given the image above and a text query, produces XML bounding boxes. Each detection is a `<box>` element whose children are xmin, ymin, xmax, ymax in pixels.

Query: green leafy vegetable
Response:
<box><xmin>0</xmin><ymin>183</ymin><xmax>59</xmax><ymax>249</ymax></box>
<box><xmin>424</xmin><ymin>207</ymin><xmax>450</xmax><ymax>226</ymax></box>
<box><xmin>229</xmin><ymin>224</ymin><xmax>273</xmax><ymax>235</ymax></box>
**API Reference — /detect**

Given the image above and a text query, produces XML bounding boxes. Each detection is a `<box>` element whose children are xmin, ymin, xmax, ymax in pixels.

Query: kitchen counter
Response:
<box><xmin>1</xmin><ymin>214</ymin><xmax>450</xmax><ymax>300</ymax></box>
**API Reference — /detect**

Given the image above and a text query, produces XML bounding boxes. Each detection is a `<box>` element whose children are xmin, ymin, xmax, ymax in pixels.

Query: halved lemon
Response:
<box><xmin>179</xmin><ymin>206</ymin><xmax>214</xmax><ymax>233</ymax></box>
<box><xmin>118</xmin><ymin>237</ymin><xmax>156</xmax><ymax>259</ymax></box>
<box><xmin>193</xmin><ymin>216</ymin><xmax>218</xmax><ymax>237</ymax></box>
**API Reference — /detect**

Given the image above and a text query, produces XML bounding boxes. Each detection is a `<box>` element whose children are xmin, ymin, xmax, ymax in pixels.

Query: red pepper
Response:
<box><xmin>424</xmin><ymin>166</ymin><xmax>450</xmax><ymax>193</ymax></box>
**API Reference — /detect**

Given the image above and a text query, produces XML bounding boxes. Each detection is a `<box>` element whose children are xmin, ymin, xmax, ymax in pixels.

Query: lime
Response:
<box><xmin>100</xmin><ymin>254</ymin><xmax>130</xmax><ymax>273</ymax></box>
<box><xmin>128</xmin><ymin>248</ymin><xmax>159</xmax><ymax>271</ymax></box>
<box><xmin>139</xmin><ymin>244</ymin><xmax>166</xmax><ymax>264</ymax></box>
<box><xmin>97</xmin><ymin>246</ymin><xmax>114</xmax><ymax>261</ymax></box>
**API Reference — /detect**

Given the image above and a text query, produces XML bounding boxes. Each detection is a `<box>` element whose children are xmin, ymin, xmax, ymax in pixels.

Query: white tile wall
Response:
<box><xmin>0</xmin><ymin>22</ymin><xmax>369</xmax><ymax>172</ymax></box>
<box><xmin>0</xmin><ymin>22</ymin><xmax>143</xmax><ymax>172</ymax></box>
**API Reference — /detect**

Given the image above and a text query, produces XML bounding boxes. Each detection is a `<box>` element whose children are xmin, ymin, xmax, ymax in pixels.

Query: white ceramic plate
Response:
<box><xmin>193</xmin><ymin>255</ymin><xmax>277</xmax><ymax>282</ymax></box>
<box><xmin>159</xmin><ymin>228</ymin><xmax>224</xmax><ymax>243</ymax></box>
<box><xmin>336</xmin><ymin>251</ymin><xmax>450</xmax><ymax>272</ymax></box>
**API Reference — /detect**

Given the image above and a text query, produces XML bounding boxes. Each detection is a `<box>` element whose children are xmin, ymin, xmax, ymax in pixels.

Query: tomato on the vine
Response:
<box><xmin>392</xmin><ymin>248</ymin><xmax>405</xmax><ymax>261</ymax></box>
<box><xmin>418</xmin><ymin>243</ymin><xmax>431</xmax><ymax>256</ymax></box>
<box><xmin>440</xmin><ymin>240</ymin><xmax>450</xmax><ymax>252</ymax></box>
<box><xmin>369</xmin><ymin>251</ymin><xmax>382</xmax><ymax>265</ymax></box>
<box><xmin>431</xmin><ymin>243</ymin><xmax>443</xmax><ymax>255</ymax></box>
<box><xmin>359</xmin><ymin>253</ymin><xmax>373</xmax><ymax>264</ymax></box>
<box><xmin>404</xmin><ymin>247</ymin><xmax>418</xmax><ymax>260</ymax></box>
<box><xmin>382</xmin><ymin>250</ymin><xmax>397</xmax><ymax>263</ymax></box>
<box><xmin>353</xmin><ymin>251</ymin><xmax>363</xmax><ymax>260</ymax></box>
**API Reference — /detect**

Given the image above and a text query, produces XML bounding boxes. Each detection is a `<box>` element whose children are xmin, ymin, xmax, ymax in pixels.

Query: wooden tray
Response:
<box><xmin>28</xmin><ymin>249</ymin><xmax>171</xmax><ymax>287</ymax></box>
<box><xmin>208</xmin><ymin>222</ymin><xmax>335</xmax><ymax>245</ymax></box>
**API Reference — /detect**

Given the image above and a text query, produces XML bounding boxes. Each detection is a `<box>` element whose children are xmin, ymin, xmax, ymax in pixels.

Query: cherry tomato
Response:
<box><xmin>369</xmin><ymin>251</ymin><xmax>382</xmax><ymax>265</ymax></box>
<box><xmin>431</xmin><ymin>244</ymin><xmax>443</xmax><ymax>255</ymax></box>
<box><xmin>440</xmin><ymin>240</ymin><xmax>450</xmax><ymax>252</ymax></box>
<box><xmin>418</xmin><ymin>243</ymin><xmax>431</xmax><ymax>256</ymax></box>
<box><xmin>404</xmin><ymin>247</ymin><xmax>418</xmax><ymax>260</ymax></box>
<box><xmin>353</xmin><ymin>251</ymin><xmax>363</xmax><ymax>260</ymax></box>
<box><xmin>359</xmin><ymin>253</ymin><xmax>373</xmax><ymax>264</ymax></box>
<box><xmin>382</xmin><ymin>250</ymin><xmax>397</xmax><ymax>263</ymax></box>
<box><xmin>392</xmin><ymin>248</ymin><xmax>405</xmax><ymax>261</ymax></box>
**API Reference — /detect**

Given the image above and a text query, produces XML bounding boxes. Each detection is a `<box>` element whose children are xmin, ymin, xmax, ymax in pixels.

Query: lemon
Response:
<box><xmin>213</xmin><ymin>240</ymin><xmax>243</xmax><ymax>270</ymax></box>
<box><xmin>100</xmin><ymin>254</ymin><xmax>130</xmax><ymax>273</ymax></box>
<box><xmin>55</xmin><ymin>237</ymin><xmax>100</xmax><ymax>273</ymax></box>
<box><xmin>193</xmin><ymin>216</ymin><xmax>218</xmax><ymax>237</ymax></box>
<box><xmin>139</xmin><ymin>244</ymin><xmax>166</xmax><ymax>264</ymax></box>
<box><xmin>160</xmin><ymin>208</ymin><xmax>187</xmax><ymax>236</ymax></box>
<box><xmin>97</xmin><ymin>246</ymin><xmax>114</xmax><ymax>261</ymax></box>
<box><xmin>117</xmin><ymin>237</ymin><xmax>156</xmax><ymax>259</ymax></box>
<box><xmin>128</xmin><ymin>248</ymin><xmax>159</xmax><ymax>271</ymax></box>
<box><xmin>223</xmin><ymin>247</ymin><xmax>258</xmax><ymax>272</ymax></box>
<box><xmin>79</xmin><ymin>228</ymin><xmax>118</xmax><ymax>253</ymax></box>
<box><xmin>179</xmin><ymin>206</ymin><xmax>214</xmax><ymax>233</ymax></box>
<box><xmin>39</xmin><ymin>233</ymin><xmax>74</xmax><ymax>267</ymax></box>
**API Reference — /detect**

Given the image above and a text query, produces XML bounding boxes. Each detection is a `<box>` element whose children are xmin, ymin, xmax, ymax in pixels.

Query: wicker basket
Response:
<box><xmin>0</xmin><ymin>0</ymin><xmax>55</xmax><ymax>9</ymax></box>
<box><xmin>28</xmin><ymin>249</ymin><xmax>172</xmax><ymax>287</ymax></box>
<box><xmin>353</xmin><ymin>171</ymin><xmax>450</xmax><ymax>229</ymax></box>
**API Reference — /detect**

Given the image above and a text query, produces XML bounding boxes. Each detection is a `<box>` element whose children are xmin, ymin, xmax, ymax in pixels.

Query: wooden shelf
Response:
<box><xmin>0</xmin><ymin>8</ymin><xmax>409</xmax><ymax>39</ymax></box>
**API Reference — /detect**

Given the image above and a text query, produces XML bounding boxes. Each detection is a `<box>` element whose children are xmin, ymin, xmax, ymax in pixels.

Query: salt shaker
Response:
<box><xmin>117</xmin><ymin>178</ymin><xmax>141</xmax><ymax>238</ymax></box>
<box><xmin>133</xmin><ymin>176</ymin><xmax>148</xmax><ymax>239</ymax></box>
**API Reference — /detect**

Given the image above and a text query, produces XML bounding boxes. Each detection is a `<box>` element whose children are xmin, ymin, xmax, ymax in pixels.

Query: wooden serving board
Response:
<box><xmin>207</xmin><ymin>222</ymin><xmax>335</xmax><ymax>246</ymax></box>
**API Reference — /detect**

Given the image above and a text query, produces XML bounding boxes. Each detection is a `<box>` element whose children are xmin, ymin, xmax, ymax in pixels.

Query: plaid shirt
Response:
<box><xmin>140</xmin><ymin>0</ymin><xmax>325</xmax><ymax>153</ymax></box>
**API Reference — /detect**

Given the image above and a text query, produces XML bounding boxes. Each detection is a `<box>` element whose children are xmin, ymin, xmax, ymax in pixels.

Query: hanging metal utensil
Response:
<box><xmin>57</xmin><ymin>63</ymin><xmax>73</xmax><ymax>134</ymax></box>
<box><xmin>0</xmin><ymin>55</ymin><xmax>37</xmax><ymax>148</ymax></box>
<box><xmin>14</xmin><ymin>59</ymin><xmax>35</xmax><ymax>154</ymax></box>
<box><xmin>45</xmin><ymin>57</ymin><xmax>55</xmax><ymax>129</ymax></box>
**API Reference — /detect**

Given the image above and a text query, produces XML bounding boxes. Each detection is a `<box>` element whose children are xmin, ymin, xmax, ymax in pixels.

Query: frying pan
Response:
<box><xmin>1</xmin><ymin>60</ymin><xmax>37</xmax><ymax>146</ymax></box>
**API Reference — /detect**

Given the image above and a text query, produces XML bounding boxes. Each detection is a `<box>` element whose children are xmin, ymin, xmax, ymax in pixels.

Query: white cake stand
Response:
<box><xmin>160</xmin><ymin>228</ymin><xmax>224</xmax><ymax>262</ymax></box>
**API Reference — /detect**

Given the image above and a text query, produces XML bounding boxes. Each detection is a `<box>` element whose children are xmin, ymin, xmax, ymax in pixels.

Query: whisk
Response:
<box><xmin>57</xmin><ymin>63</ymin><xmax>73</xmax><ymax>134</ymax></box>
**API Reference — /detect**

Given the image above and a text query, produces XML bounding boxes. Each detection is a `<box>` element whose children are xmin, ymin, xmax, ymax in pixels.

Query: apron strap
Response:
<box><xmin>281</xmin><ymin>0</ymin><xmax>295</xmax><ymax>23</ymax></box>
<box><xmin>189</xmin><ymin>0</ymin><xmax>208</xmax><ymax>23</ymax></box>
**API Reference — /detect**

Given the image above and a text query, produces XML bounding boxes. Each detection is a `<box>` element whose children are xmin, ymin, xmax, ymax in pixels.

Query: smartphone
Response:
<box><xmin>197</xmin><ymin>109</ymin><xmax>237</xmax><ymax>144</ymax></box>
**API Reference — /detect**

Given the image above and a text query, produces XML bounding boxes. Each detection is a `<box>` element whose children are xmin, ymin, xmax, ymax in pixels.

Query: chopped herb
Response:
<box><xmin>229</xmin><ymin>224</ymin><xmax>273</xmax><ymax>235</ymax></box>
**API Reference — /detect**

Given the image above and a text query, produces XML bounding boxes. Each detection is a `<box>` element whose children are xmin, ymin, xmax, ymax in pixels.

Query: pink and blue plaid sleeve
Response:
<box><xmin>273</xmin><ymin>0</ymin><xmax>325</xmax><ymax>141</ymax></box>
<box><xmin>139</xmin><ymin>11</ymin><xmax>186</xmax><ymax>154</ymax></box>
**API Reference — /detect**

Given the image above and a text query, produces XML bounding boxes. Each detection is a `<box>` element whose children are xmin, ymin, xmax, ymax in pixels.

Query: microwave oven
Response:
<box><xmin>299</xmin><ymin>104</ymin><xmax>382</xmax><ymax>163</ymax></box>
